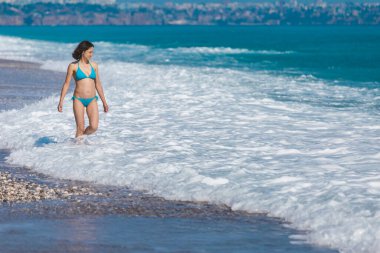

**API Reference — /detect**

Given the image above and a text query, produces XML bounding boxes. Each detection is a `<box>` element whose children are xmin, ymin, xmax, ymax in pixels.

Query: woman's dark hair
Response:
<box><xmin>72</xmin><ymin>40</ymin><xmax>94</xmax><ymax>60</ymax></box>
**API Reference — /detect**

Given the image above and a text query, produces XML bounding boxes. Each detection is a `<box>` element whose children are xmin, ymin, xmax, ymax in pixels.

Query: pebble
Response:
<box><xmin>0</xmin><ymin>171</ymin><xmax>101</xmax><ymax>203</ymax></box>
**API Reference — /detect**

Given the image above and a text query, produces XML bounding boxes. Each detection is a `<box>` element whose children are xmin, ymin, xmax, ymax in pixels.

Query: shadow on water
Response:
<box><xmin>34</xmin><ymin>136</ymin><xmax>58</xmax><ymax>147</ymax></box>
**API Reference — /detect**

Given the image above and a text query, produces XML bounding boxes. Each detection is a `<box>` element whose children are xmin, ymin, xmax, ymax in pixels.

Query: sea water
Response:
<box><xmin>0</xmin><ymin>26</ymin><xmax>379</xmax><ymax>253</ymax></box>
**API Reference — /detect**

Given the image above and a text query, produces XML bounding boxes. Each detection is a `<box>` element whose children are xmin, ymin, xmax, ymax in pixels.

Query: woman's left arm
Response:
<box><xmin>93</xmin><ymin>62</ymin><xmax>109</xmax><ymax>112</ymax></box>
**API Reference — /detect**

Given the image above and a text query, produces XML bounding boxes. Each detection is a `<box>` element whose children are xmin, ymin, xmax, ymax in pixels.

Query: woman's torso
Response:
<box><xmin>73</xmin><ymin>60</ymin><xmax>97</xmax><ymax>98</ymax></box>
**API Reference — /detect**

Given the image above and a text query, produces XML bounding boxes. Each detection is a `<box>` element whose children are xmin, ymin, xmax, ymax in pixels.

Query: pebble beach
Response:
<box><xmin>0</xmin><ymin>171</ymin><xmax>100</xmax><ymax>203</ymax></box>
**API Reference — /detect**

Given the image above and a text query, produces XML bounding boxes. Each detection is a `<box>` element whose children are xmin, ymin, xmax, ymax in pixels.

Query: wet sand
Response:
<box><xmin>0</xmin><ymin>58</ymin><xmax>41</xmax><ymax>69</ymax></box>
<box><xmin>0</xmin><ymin>58</ymin><xmax>64</xmax><ymax>111</ymax></box>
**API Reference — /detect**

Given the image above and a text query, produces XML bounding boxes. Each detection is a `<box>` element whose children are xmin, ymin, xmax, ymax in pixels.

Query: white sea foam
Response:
<box><xmin>0</xmin><ymin>36</ymin><xmax>380</xmax><ymax>253</ymax></box>
<box><xmin>0</xmin><ymin>36</ymin><xmax>75</xmax><ymax>63</ymax></box>
<box><xmin>0</xmin><ymin>35</ymin><xmax>294</xmax><ymax>69</ymax></box>
<box><xmin>167</xmin><ymin>46</ymin><xmax>294</xmax><ymax>55</ymax></box>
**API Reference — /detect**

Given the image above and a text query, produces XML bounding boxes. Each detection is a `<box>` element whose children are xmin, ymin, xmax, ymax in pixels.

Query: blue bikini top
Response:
<box><xmin>76</xmin><ymin>61</ymin><xmax>96</xmax><ymax>81</ymax></box>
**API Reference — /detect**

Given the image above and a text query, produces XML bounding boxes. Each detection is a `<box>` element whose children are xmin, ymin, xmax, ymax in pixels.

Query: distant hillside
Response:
<box><xmin>0</xmin><ymin>1</ymin><xmax>379</xmax><ymax>26</ymax></box>
<box><xmin>117</xmin><ymin>0</ymin><xmax>380</xmax><ymax>3</ymax></box>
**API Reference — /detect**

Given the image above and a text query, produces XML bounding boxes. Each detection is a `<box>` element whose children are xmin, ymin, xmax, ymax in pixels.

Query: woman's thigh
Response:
<box><xmin>86</xmin><ymin>98</ymin><xmax>99</xmax><ymax>128</ymax></box>
<box><xmin>73</xmin><ymin>99</ymin><xmax>85</xmax><ymax>130</ymax></box>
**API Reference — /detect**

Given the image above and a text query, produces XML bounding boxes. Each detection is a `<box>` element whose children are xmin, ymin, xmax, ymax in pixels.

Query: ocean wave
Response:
<box><xmin>167</xmin><ymin>46</ymin><xmax>294</xmax><ymax>55</ymax></box>
<box><xmin>0</xmin><ymin>35</ymin><xmax>76</xmax><ymax>63</ymax></box>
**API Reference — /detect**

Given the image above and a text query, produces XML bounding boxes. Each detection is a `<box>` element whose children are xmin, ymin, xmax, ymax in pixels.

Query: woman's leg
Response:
<box><xmin>73</xmin><ymin>99</ymin><xmax>85</xmax><ymax>138</ymax></box>
<box><xmin>84</xmin><ymin>98</ymin><xmax>99</xmax><ymax>135</ymax></box>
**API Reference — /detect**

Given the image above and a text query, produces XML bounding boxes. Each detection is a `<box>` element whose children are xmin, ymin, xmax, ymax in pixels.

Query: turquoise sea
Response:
<box><xmin>1</xmin><ymin>26</ymin><xmax>379</xmax><ymax>84</ymax></box>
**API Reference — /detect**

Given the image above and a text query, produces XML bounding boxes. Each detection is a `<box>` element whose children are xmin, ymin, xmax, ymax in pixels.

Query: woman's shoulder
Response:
<box><xmin>90</xmin><ymin>61</ymin><xmax>99</xmax><ymax>71</ymax></box>
<box><xmin>65</xmin><ymin>61</ymin><xmax>76</xmax><ymax>72</ymax></box>
<box><xmin>69</xmin><ymin>61</ymin><xmax>79</xmax><ymax>68</ymax></box>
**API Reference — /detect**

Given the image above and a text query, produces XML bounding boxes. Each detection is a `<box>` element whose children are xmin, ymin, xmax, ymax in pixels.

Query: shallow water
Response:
<box><xmin>0</xmin><ymin>215</ymin><xmax>337</xmax><ymax>253</ymax></box>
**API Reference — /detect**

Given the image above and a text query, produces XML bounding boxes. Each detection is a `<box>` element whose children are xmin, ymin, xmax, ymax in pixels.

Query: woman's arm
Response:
<box><xmin>93</xmin><ymin>62</ymin><xmax>109</xmax><ymax>112</ymax></box>
<box><xmin>57</xmin><ymin>64</ymin><xmax>74</xmax><ymax>112</ymax></box>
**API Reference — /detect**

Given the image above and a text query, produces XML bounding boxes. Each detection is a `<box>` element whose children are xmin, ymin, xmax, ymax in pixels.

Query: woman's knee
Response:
<box><xmin>90</xmin><ymin>124</ymin><xmax>98</xmax><ymax>131</ymax></box>
<box><xmin>83</xmin><ymin>124</ymin><xmax>97</xmax><ymax>135</ymax></box>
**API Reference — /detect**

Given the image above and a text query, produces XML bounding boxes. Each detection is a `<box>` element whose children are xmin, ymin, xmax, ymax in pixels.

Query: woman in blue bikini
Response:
<box><xmin>57</xmin><ymin>40</ymin><xmax>109</xmax><ymax>138</ymax></box>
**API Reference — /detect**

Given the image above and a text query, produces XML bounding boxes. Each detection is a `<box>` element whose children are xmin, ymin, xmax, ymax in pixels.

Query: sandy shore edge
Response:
<box><xmin>0</xmin><ymin>58</ymin><xmax>42</xmax><ymax>69</ymax></box>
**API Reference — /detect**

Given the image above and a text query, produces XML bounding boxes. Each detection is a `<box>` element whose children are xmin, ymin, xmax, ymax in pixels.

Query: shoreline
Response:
<box><xmin>0</xmin><ymin>57</ymin><xmax>338</xmax><ymax>253</ymax></box>
<box><xmin>1</xmin><ymin>148</ymin><xmax>254</xmax><ymax>219</ymax></box>
<box><xmin>0</xmin><ymin>152</ymin><xmax>338</xmax><ymax>253</ymax></box>
<box><xmin>0</xmin><ymin>58</ymin><xmax>64</xmax><ymax>111</ymax></box>
<box><xmin>0</xmin><ymin>57</ymin><xmax>265</xmax><ymax>218</ymax></box>
<box><xmin>0</xmin><ymin>58</ymin><xmax>42</xmax><ymax>69</ymax></box>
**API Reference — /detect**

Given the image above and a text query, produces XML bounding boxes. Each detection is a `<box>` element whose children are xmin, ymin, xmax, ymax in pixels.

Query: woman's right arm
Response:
<box><xmin>58</xmin><ymin>64</ymin><xmax>74</xmax><ymax>112</ymax></box>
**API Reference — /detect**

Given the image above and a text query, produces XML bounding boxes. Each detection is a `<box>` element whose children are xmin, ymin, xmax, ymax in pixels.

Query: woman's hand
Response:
<box><xmin>57</xmin><ymin>103</ymin><xmax>63</xmax><ymax>112</ymax></box>
<box><xmin>103</xmin><ymin>103</ymin><xmax>109</xmax><ymax>113</ymax></box>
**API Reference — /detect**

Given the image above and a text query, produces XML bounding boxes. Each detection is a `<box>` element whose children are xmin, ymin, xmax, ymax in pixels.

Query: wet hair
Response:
<box><xmin>72</xmin><ymin>40</ymin><xmax>94</xmax><ymax>60</ymax></box>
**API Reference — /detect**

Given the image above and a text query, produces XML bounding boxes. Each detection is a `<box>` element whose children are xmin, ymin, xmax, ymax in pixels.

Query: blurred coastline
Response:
<box><xmin>0</xmin><ymin>1</ymin><xmax>379</xmax><ymax>25</ymax></box>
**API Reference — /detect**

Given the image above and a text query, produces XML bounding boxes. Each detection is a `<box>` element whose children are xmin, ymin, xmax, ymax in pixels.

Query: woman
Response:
<box><xmin>57</xmin><ymin>40</ymin><xmax>109</xmax><ymax>138</ymax></box>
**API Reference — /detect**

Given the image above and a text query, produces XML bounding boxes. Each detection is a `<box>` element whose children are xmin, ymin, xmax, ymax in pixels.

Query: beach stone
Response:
<box><xmin>0</xmin><ymin>172</ymin><xmax>100</xmax><ymax>203</ymax></box>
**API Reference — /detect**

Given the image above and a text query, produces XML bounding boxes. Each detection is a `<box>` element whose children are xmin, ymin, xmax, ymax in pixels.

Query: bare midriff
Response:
<box><xmin>73</xmin><ymin>77</ymin><xmax>96</xmax><ymax>98</ymax></box>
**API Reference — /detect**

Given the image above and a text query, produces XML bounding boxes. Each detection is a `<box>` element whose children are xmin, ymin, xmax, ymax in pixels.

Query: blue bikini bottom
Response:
<box><xmin>72</xmin><ymin>95</ymin><xmax>98</xmax><ymax>107</ymax></box>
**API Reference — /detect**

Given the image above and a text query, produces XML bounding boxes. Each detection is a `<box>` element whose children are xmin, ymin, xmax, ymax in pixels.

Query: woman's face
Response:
<box><xmin>83</xmin><ymin>47</ymin><xmax>94</xmax><ymax>59</ymax></box>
